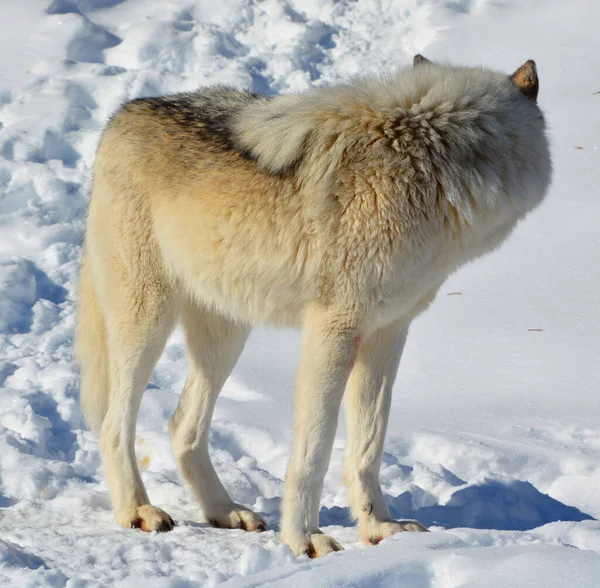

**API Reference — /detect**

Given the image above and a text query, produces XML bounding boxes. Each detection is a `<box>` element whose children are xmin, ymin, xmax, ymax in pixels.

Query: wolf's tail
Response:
<box><xmin>75</xmin><ymin>252</ymin><xmax>110</xmax><ymax>431</ymax></box>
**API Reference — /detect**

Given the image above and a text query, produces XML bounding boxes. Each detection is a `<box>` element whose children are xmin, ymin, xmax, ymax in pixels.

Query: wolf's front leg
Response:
<box><xmin>281</xmin><ymin>304</ymin><xmax>361</xmax><ymax>557</ymax></box>
<box><xmin>343</xmin><ymin>321</ymin><xmax>427</xmax><ymax>545</ymax></box>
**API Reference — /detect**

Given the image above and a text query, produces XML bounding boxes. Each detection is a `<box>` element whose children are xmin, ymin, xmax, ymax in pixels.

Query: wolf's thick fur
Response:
<box><xmin>75</xmin><ymin>58</ymin><xmax>551</xmax><ymax>556</ymax></box>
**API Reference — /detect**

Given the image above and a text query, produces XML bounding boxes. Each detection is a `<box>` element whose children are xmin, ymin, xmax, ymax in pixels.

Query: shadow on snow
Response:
<box><xmin>320</xmin><ymin>479</ymin><xmax>593</xmax><ymax>532</ymax></box>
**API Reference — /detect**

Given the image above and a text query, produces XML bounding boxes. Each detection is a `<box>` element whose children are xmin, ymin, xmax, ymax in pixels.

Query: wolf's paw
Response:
<box><xmin>360</xmin><ymin>519</ymin><xmax>428</xmax><ymax>545</ymax></box>
<box><xmin>206</xmin><ymin>504</ymin><xmax>267</xmax><ymax>532</ymax></box>
<box><xmin>118</xmin><ymin>504</ymin><xmax>175</xmax><ymax>533</ymax></box>
<box><xmin>287</xmin><ymin>532</ymin><xmax>344</xmax><ymax>558</ymax></box>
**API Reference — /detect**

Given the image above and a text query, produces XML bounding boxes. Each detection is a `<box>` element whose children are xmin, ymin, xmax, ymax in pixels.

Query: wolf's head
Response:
<box><xmin>415</xmin><ymin>53</ymin><xmax>540</xmax><ymax>102</ymax></box>
<box><xmin>233</xmin><ymin>56</ymin><xmax>551</xmax><ymax>232</ymax></box>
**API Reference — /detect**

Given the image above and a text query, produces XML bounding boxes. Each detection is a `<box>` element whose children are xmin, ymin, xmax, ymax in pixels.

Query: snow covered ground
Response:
<box><xmin>0</xmin><ymin>0</ymin><xmax>599</xmax><ymax>585</ymax></box>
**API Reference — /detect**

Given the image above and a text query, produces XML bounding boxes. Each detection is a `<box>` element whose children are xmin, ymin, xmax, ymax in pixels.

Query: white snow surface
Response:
<box><xmin>0</xmin><ymin>0</ymin><xmax>599</xmax><ymax>585</ymax></box>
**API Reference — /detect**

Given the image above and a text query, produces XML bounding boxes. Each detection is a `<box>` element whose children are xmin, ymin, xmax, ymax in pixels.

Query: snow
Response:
<box><xmin>0</xmin><ymin>0</ymin><xmax>598</xmax><ymax>585</ymax></box>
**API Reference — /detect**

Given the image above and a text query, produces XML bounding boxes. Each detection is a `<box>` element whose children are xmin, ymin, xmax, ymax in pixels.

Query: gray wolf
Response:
<box><xmin>75</xmin><ymin>56</ymin><xmax>551</xmax><ymax>557</ymax></box>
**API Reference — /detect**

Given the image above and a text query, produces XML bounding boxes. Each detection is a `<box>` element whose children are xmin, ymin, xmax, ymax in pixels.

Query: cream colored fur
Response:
<box><xmin>75</xmin><ymin>58</ymin><xmax>551</xmax><ymax>557</ymax></box>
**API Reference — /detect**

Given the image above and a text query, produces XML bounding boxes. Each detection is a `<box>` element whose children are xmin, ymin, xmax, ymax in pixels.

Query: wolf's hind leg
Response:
<box><xmin>343</xmin><ymin>321</ymin><xmax>427</xmax><ymax>545</ymax></box>
<box><xmin>100</xmin><ymin>279</ymin><xmax>179</xmax><ymax>533</ymax></box>
<box><xmin>169</xmin><ymin>301</ymin><xmax>266</xmax><ymax>532</ymax></box>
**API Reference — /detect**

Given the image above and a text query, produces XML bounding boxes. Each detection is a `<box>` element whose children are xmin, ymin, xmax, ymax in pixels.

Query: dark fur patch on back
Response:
<box><xmin>124</xmin><ymin>86</ymin><xmax>267</xmax><ymax>160</ymax></box>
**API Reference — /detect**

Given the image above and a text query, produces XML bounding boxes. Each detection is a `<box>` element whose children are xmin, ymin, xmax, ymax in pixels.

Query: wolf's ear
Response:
<box><xmin>413</xmin><ymin>54</ymin><xmax>432</xmax><ymax>67</ymax></box>
<box><xmin>510</xmin><ymin>60</ymin><xmax>539</xmax><ymax>101</ymax></box>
